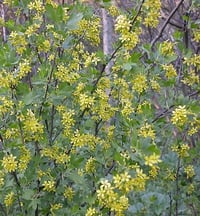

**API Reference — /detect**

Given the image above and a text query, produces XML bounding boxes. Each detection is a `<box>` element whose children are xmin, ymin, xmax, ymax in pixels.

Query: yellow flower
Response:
<box><xmin>138</xmin><ymin>122</ymin><xmax>155</xmax><ymax>140</ymax></box>
<box><xmin>143</xmin><ymin>0</ymin><xmax>161</xmax><ymax>27</ymax></box>
<box><xmin>115</xmin><ymin>15</ymin><xmax>131</xmax><ymax>33</ymax></box>
<box><xmin>64</xmin><ymin>186</ymin><xmax>74</xmax><ymax>200</ymax></box>
<box><xmin>171</xmin><ymin>106</ymin><xmax>188</xmax><ymax>127</ymax></box>
<box><xmin>144</xmin><ymin>153</ymin><xmax>161</xmax><ymax>167</ymax></box>
<box><xmin>79</xmin><ymin>93</ymin><xmax>95</xmax><ymax>111</ymax></box>
<box><xmin>2</xmin><ymin>154</ymin><xmax>17</xmax><ymax>173</ymax></box>
<box><xmin>160</xmin><ymin>41</ymin><xmax>175</xmax><ymax>56</ymax></box>
<box><xmin>4</xmin><ymin>192</ymin><xmax>15</xmax><ymax>207</ymax></box>
<box><xmin>23</xmin><ymin>109</ymin><xmax>44</xmax><ymax>141</ymax></box>
<box><xmin>113</xmin><ymin>171</ymin><xmax>131</xmax><ymax>192</ymax></box>
<box><xmin>149</xmin><ymin>165</ymin><xmax>159</xmax><ymax>178</ymax></box>
<box><xmin>28</xmin><ymin>0</ymin><xmax>45</xmax><ymax>14</ymax></box>
<box><xmin>184</xmin><ymin>54</ymin><xmax>200</xmax><ymax>69</ymax></box>
<box><xmin>17</xmin><ymin>59</ymin><xmax>31</xmax><ymax>80</ymax></box>
<box><xmin>18</xmin><ymin>146</ymin><xmax>31</xmax><ymax>172</ymax></box>
<box><xmin>193</xmin><ymin>29</ymin><xmax>200</xmax><ymax>42</ymax></box>
<box><xmin>132</xmin><ymin>74</ymin><xmax>147</xmax><ymax>93</ymax></box>
<box><xmin>85</xmin><ymin>157</ymin><xmax>96</xmax><ymax>173</ymax></box>
<box><xmin>0</xmin><ymin>171</ymin><xmax>5</xmax><ymax>186</ymax></box>
<box><xmin>182</xmin><ymin>70</ymin><xmax>199</xmax><ymax>86</ymax></box>
<box><xmin>50</xmin><ymin>203</ymin><xmax>62</xmax><ymax>215</ymax></box>
<box><xmin>86</xmin><ymin>207</ymin><xmax>97</xmax><ymax>216</ymax></box>
<box><xmin>184</xmin><ymin>165</ymin><xmax>195</xmax><ymax>179</ymax></box>
<box><xmin>108</xmin><ymin>5</ymin><xmax>120</xmax><ymax>17</ymax></box>
<box><xmin>151</xmin><ymin>79</ymin><xmax>160</xmax><ymax>92</ymax></box>
<box><xmin>42</xmin><ymin>180</ymin><xmax>56</xmax><ymax>192</ymax></box>
<box><xmin>162</xmin><ymin>64</ymin><xmax>177</xmax><ymax>79</ymax></box>
<box><xmin>171</xmin><ymin>144</ymin><xmax>190</xmax><ymax>158</ymax></box>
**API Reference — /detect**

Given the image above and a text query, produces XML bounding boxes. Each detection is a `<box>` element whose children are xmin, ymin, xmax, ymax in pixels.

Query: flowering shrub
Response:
<box><xmin>0</xmin><ymin>0</ymin><xmax>200</xmax><ymax>215</ymax></box>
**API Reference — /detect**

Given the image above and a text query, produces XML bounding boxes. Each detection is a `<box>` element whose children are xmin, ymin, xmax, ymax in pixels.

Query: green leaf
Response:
<box><xmin>66</xmin><ymin>13</ymin><xmax>83</xmax><ymax>30</ymax></box>
<box><xmin>22</xmin><ymin>189</ymin><xmax>34</xmax><ymax>200</ymax></box>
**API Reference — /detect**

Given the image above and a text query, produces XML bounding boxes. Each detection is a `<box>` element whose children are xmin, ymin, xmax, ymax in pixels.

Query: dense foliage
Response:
<box><xmin>0</xmin><ymin>0</ymin><xmax>200</xmax><ymax>215</ymax></box>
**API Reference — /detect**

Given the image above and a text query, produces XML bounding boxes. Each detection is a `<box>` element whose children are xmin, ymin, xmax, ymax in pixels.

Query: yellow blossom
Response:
<box><xmin>17</xmin><ymin>59</ymin><xmax>31</xmax><ymax>80</ymax></box>
<box><xmin>149</xmin><ymin>165</ymin><xmax>159</xmax><ymax>178</ymax></box>
<box><xmin>42</xmin><ymin>180</ymin><xmax>56</xmax><ymax>192</ymax></box>
<box><xmin>9</xmin><ymin>31</ymin><xmax>28</xmax><ymax>54</ymax></box>
<box><xmin>182</xmin><ymin>70</ymin><xmax>199</xmax><ymax>86</ymax></box>
<box><xmin>4</xmin><ymin>192</ymin><xmax>15</xmax><ymax>207</ymax></box>
<box><xmin>113</xmin><ymin>171</ymin><xmax>131</xmax><ymax>192</ymax></box>
<box><xmin>50</xmin><ymin>203</ymin><xmax>62</xmax><ymax>215</ymax></box>
<box><xmin>18</xmin><ymin>146</ymin><xmax>31</xmax><ymax>172</ymax></box>
<box><xmin>64</xmin><ymin>186</ymin><xmax>74</xmax><ymax>200</ymax></box>
<box><xmin>79</xmin><ymin>93</ymin><xmax>95</xmax><ymax>111</ymax></box>
<box><xmin>28</xmin><ymin>0</ymin><xmax>45</xmax><ymax>14</ymax></box>
<box><xmin>171</xmin><ymin>106</ymin><xmax>188</xmax><ymax>127</ymax></box>
<box><xmin>132</xmin><ymin>74</ymin><xmax>147</xmax><ymax>93</ymax></box>
<box><xmin>184</xmin><ymin>54</ymin><xmax>200</xmax><ymax>69</ymax></box>
<box><xmin>143</xmin><ymin>0</ymin><xmax>161</xmax><ymax>27</ymax></box>
<box><xmin>171</xmin><ymin>144</ymin><xmax>190</xmax><ymax>158</ymax></box>
<box><xmin>138</xmin><ymin>122</ymin><xmax>155</xmax><ymax>140</ymax></box>
<box><xmin>162</xmin><ymin>64</ymin><xmax>177</xmax><ymax>79</ymax></box>
<box><xmin>115</xmin><ymin>15</ymin><xmax>131</xmax><ymax>33</ymax></box>
<box><xmin>0</xmin><ymin>96</ymin><xmax>14</xmax><ymax>116</ymax></box>
<box><xmin>184</xmin><ymin>165</ymin><xmax>195</xmax><ymax>179</ymax></box>
<box><xmin>0</xmin><ymin>171</ymin><xmax>5</xmax><ymax>186</ymax></box>
<box><xmin>85</xmin><ymin>157</ymin><xmax>96</xmax><ymax>173</ymax></box>
<box><xmin>2</xmin><ymin>154</ymin><xmax>17</xmax><ymax>173</ymax></box>
<box><xmin>23</xmin><ymin>109</ymin><xmax>44</xmax><ymax>141</ymax></box>
<box><xmin>108</xmin><ymin>5</ymin><xmax>120</xmax><ymax>17</ymax></box>
<box><xmin>193</xmin><ymin>29</ymin><xmax>200</xmax><ymax>42</ymax></box>
<box><xmin>160</xmin><ymin>41</ymin><xmax>175</xmax><ymax>56</ymax></box>
<box><xmin>86</xmin><ymin>207</ymin><xmax>97</xmax><ymax>216</ymax></box>
<box><xmin>144</xmin><ymin>153</ymin><xmax>161</xmax><ymax>167</ymax></box>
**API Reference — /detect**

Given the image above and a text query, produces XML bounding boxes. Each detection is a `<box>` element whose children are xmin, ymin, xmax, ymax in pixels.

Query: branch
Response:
<box><xmin>0</xmin><ymin>3</ymin><xmax>6</xmax><ymax>42</ymax></box>
<box><xmin>151</xmin><ymin>0</ymin><xmax>185</xmax><ymax>48</ymax></box>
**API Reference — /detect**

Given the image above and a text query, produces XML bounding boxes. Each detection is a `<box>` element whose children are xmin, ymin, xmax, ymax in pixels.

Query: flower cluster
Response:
<box><xmin>42</xmin><ymin>180</ymin><xmax>56</xmax><ymax>192</ymax></box>
<box><xmin>22</xmin><ymin>109</ymin><xmax>44</xmax><ymax>141</ymax></box>
<box><xmin>184</xmin><ymin>54</ymin><xmax>200</xmax><ymax>70</ymax></box>
<box><xmin>143</xmin><ymin>0</ymin><xmax>161</xmax><ymax>27</ymax></box>
<box><xmin>132</xmin><ymin>74</ymin><xmax>148</xmax><ymax>94</ymax></box>
<box><xmin>144</xmin><ymin>153</ymin><xmax>161</xmax><ymax>167</ymax></box>
<box><xmin>171</xmin><ymin>144</ymin><xmax>190</xmax><ymax>158</ymax></box>
<box><xmin>184</xmin><ymin>165</ymin><xmax>195</xmax><ymax>179</ymax></box>
<box><xmin>4</xmin><ymin>192</ymin><xmax>15</xmax><ymax>208</ymax></box>
<box><xmin>0</xmin><ymin>96</ymin><xmax>14</xmax><ymax>116</ymax></box>
<box><xmin>162</xmin><ymin>64</ymin><xmax>177</xmax><ymax>79</ymax></box>
<box><xmin>2</xmin><ymin>154</ymin><xmax>17</xmax><ymax>173</ymax></box>
<box><xmin>115</xmin><ymin>15</ymin><xmax>140</xmax><ymax>50</ymax></box>
<box><xmin>193</xmin><ymin>29</ymin><xmax>200</xmax><ymax>42</ymax></box>
<box><xmin>63</xmin><ymin>186</ymin><xmax>74</xmax><ymax>200</ymax></box>
<box><xmin>71</xmin><ymin>130</ymin><xmax>99</xmax><ymax>150</ymax></box>
<box><xmin>18</xmin><ymin>146</ymin><xmax>31</xmax><ymax>172</ymax></box>
<box><xmin>41</xmin><ymin>146</ymin><xmax>70</xmax><ymax>165</ymax></box>
<box><xmin>55</xmin><ymin>64</ymin><xmax>80</xmax><ymax>84</ymax></box>
<box><xmin>138</xmin><ymin>122</ymin><xmax>155</xmax><ymax>140</ymax></box>
<box><xmin>57</xmin><ymin>106</ymin><xmax>75</xmax><ymax>137</ymax></box>
<box><xmin>160</xmin><ymin>41</ymin><xmax>175</xmax><ymax>56</ymax></box>
<box><xmin>182</xmin><ymin>70</ymin><xmax>199</xmax><ymax>86</ymax></box>
<box><xmin>74</xmin><ymin>17</ymin><xmax>101</xmax><ymax>46</ymax></box>
<box><xmin>171</xmin><ymin>106</ymin><xmax>188</xmax><ymax>127</ymax></box>
<box><xmin>85</xmin><ymin>157</ymin><xmax>96</xmax><ymax>173</ymax></box>
<box><xmin>9</xmin><ymin>31</ymin><xmax>28</xmax><ymax>54</ymax></box>
<box><xmin>97</xmin><ymin>179</ymin><xmax>129</xmax><ymax>216</ymax></box>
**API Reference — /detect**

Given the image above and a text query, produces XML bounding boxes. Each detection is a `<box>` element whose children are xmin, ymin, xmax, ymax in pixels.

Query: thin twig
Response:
<box><xmin>151</xmin><ymin>0</ymin><xmax>185</xmax><ymax>48</ymax></box>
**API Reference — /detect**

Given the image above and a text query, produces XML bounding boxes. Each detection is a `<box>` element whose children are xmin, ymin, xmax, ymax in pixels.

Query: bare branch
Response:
<box><xmin>151</xmin><ymin>0</ymin><xmax>185</xmax><ymax>48</ymax></box>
